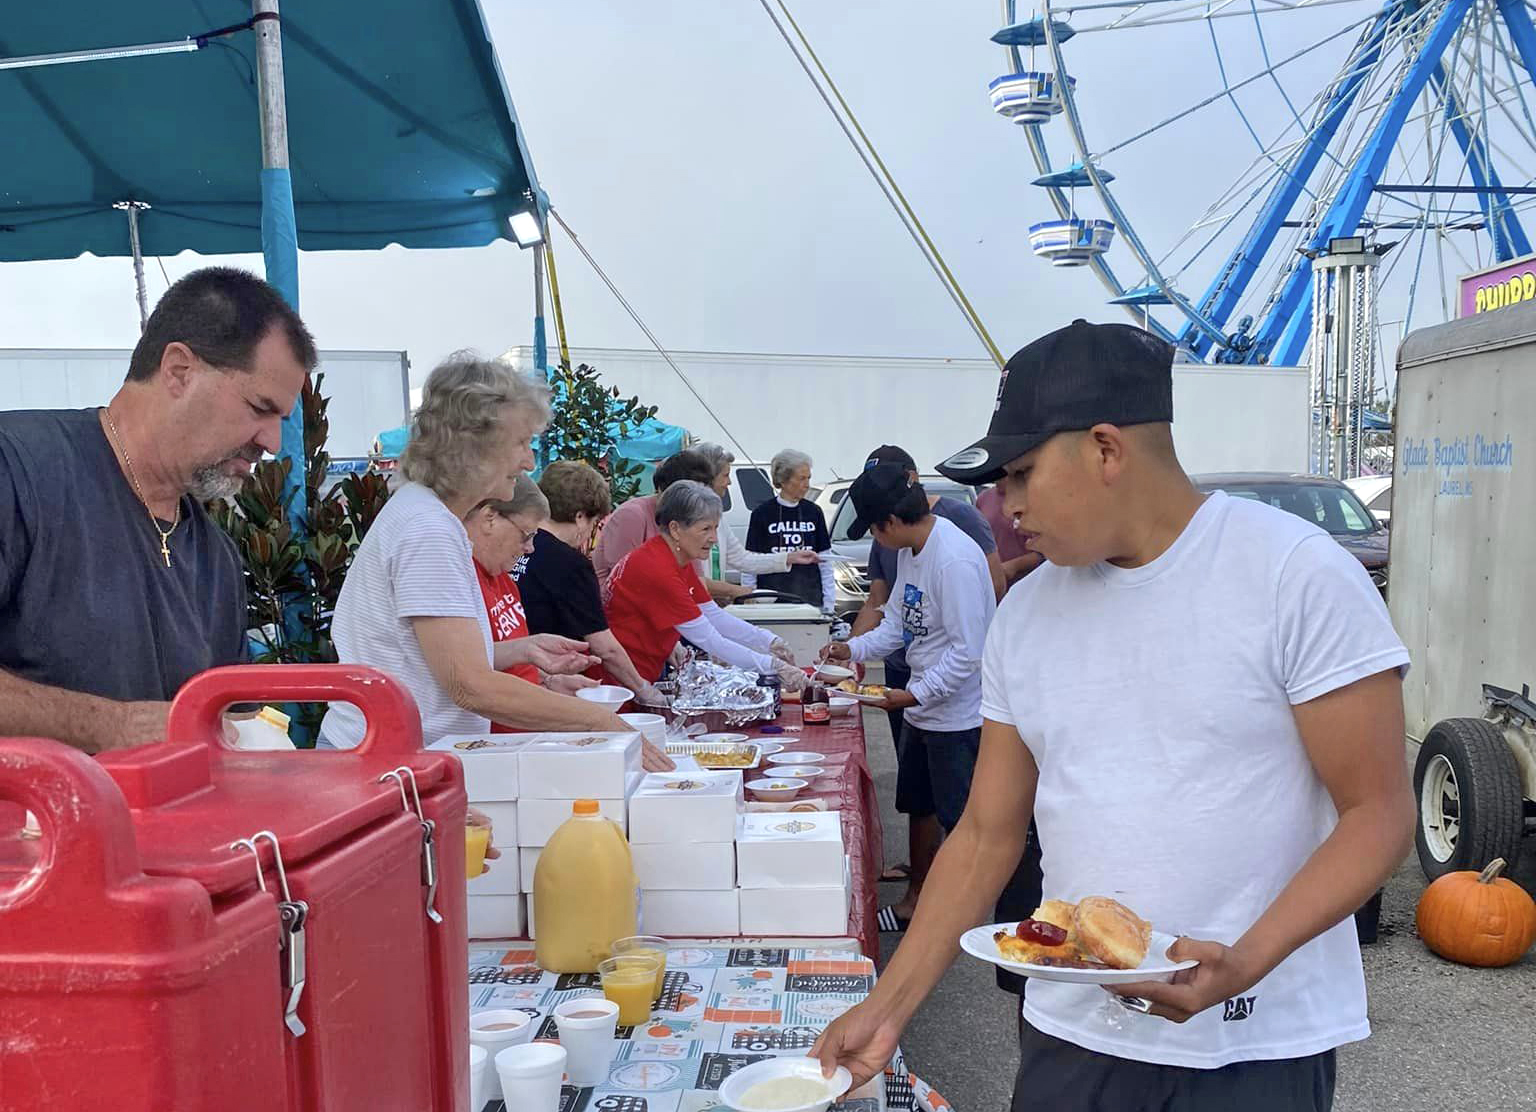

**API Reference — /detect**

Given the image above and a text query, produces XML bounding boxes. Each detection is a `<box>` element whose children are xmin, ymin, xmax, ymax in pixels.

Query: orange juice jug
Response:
<box><xmin>533</xmin><ymin>799</ymin><xmax>638</xmax><ymax>973</ymax></box>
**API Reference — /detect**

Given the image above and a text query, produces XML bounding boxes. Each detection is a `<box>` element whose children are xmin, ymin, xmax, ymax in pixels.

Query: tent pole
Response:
<box><xmin>114</xmin><ymin>200</ymin><xmax>151</xmax><ymax>330</ymax></box>
<box><xmin>533</xmin><ymin>227</ymin><xmax>550</xmax><ymax>471</ymax></box>
<box><xmin>252</xmin><ymin>0</ymin><xmax>306</xmax><ymax>532</ymax></box>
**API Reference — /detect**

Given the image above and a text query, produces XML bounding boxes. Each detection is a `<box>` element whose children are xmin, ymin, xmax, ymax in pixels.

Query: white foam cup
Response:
<box><xmin>495</xmin><ymin>1042</ymin><xmax>568</xmax><ymax>1112</ymax></box>
<box><xmin>553</xmin><ymin>997</ymin><xmax>620</xmax><ymax>1087</ymax></box>
<box><xmin>468</xmin><ymin>1009</ymin><xmax>532</xmax><ymax>1100</ymax></box>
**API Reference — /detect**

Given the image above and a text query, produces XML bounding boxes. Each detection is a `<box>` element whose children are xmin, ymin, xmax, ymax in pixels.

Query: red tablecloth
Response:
<box><xmin>739</xmin><ymin>704</ymin><xmax>882</xmax><ymax>958</ymax></box>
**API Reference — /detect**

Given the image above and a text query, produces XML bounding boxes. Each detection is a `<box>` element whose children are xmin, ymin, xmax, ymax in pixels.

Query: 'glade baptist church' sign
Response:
<box><xmin>1460</xmin><ymin>253</ymin><xmax>1536</xmax><ymax>315</ymax></box>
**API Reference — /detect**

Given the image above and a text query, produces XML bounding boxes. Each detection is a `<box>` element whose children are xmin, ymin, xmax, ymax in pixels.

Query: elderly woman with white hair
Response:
<box><xmin>320</xmin><ymin>353</ymin><xmax>672</xmax><ymax>770</ymax></box>
<box><xmin>742</xmin><ymin>448</ymin><xmax>835</xmax><ymax>612</ymax></box>
<box><xmin>604</xmin><ymin>481</ymin><xmax>805</xmax><ymax>688</ymax></box>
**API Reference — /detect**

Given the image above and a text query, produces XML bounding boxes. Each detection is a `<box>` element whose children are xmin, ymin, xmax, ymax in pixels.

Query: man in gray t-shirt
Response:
<box><xmin>0</xmin><ymin>268</ymin><xmax>315</xmax><ymax>754</ymax></box>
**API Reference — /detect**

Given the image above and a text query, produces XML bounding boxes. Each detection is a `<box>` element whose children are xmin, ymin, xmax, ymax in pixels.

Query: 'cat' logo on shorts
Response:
<box><xmin>1223</xmin><ymin>996</ymin><xmax>1257</xmax><ymax>1022</ymax></box>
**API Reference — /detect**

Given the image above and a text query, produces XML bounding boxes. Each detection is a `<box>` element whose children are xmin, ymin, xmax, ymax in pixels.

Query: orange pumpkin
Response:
<box><xmin>1416</xmin><ymin>858</ymin><xmax>1536</xmax><ymax>968</ymax></box>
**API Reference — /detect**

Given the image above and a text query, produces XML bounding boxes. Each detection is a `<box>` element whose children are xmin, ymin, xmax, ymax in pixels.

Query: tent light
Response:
<box><xmin>509</xmin><ymin>210</ymin><xmax>543</xmax><ymax>247</ymax></box>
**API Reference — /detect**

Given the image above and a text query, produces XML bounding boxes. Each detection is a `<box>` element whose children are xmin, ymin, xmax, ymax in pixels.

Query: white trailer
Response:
<box><xmin>1392</xmin><ymin>304</ymin><xmax>1536</xmax><ymax>878</ymax></box>
<box><xmin>506</xmin><ymin>346</ymin><xmax>1310</xmax><ymax>479</ymax></box>
<box><xmin>0</xmin><ymin>348</ymin><xmax>410</xmax><ymax>461</ymax></box>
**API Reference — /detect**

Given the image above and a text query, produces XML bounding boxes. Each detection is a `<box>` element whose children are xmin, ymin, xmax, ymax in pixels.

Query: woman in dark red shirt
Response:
<box><xmin>603</xmin><ymin>481</ymin><xmax>806</xmax><ymax>688</ymax></box>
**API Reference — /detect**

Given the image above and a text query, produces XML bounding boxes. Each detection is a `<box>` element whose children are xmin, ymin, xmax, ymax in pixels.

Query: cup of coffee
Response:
<box><xmin>553</xmin><ymin>997</ymin><xmax>620</xmax><ymax>1087</ymax></box>
<box><xmin>469</xmin><ymin>1009</ymin><xmax>532</xmax><ymax>1101</ymax></box>
<box><xmin>495</xmin><ymin>1042</ymin><xmax>567</xmax><ymax>1112</ymax></box>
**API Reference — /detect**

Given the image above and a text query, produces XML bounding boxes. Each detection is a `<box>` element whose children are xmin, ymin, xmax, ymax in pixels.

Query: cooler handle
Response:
<box><xmin>168</xmin><ymin>664</ymin><xmax>424</xmax><ymax>755</ymax></box>
<box><xmin>0</xmin><ymin>739</ymin><xmax>149</xmax><ymax>913</ymax></box>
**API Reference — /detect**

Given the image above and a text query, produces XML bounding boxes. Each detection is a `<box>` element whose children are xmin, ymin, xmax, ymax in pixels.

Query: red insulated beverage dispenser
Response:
<box><xmin>0</xmin><ymin>664</ymin><xmax>471</xmax><ymax>1112</ymax></box>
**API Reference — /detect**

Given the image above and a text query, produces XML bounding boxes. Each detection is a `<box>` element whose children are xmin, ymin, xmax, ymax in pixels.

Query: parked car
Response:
<box><xmin>1192</xmin><ymin>473</ymin><xmax>1389</xmax><ymax>594</ymax></box>
<box><xmin>814</xmin><ymin>476</ymin><xmax>980</xmax><ymax>618</ymax></box>
<box><xmin>1345</xmin><ymin>475</ymin><xmax>1392</xmax><ymax>527</ymax></box>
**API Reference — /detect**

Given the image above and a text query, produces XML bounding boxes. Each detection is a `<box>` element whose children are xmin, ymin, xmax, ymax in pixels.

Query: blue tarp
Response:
<box><xmin>373</xmin><ymin>413</ymin><xmax>688</xmax><ymax>474</ymax></box>
<box><xmin>1</xmin><ymin>1</ymin><xmax>542</xmax><ymax>261</ymax></box>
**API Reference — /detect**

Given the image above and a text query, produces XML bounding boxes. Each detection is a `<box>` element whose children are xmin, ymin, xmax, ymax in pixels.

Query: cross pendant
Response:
<box><xmin>161</xmin><ymin>537</ymin><xmax>172</xmax><ymax>567</ymax></box>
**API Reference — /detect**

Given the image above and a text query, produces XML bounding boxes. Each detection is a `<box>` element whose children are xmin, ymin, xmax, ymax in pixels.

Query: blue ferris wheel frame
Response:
<box><xmin>1006</xmin><ymin>0</ymin><xmax>1536</xmax><ymax>363</ymax></box>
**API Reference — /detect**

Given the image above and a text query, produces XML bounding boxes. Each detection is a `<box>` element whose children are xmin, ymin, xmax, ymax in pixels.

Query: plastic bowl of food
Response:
<box><xmin>769</xmin><ymin>766</ymin><xmax>823</xmax><ymax>780</ymax></box>
<box><xmin>812</xmin><ymin>664</ymin><xmax>855</xmax><ymax>683</ymax></box>
<box><xmin>719</xmin><ymin>1056</ymin><xmax>852</xmax><ymax>1112</ymax></box>
<box><xmin>827</xmin><ymin>697</ymin><xmax>858</xmax><ymax>718</ymax></box>
<box><xmin>696</xmin><ymin>732</ymin><xmax>750</xmax><ymax>746</ymax></box>
<box><xmin>767</xmin><ymin>751</ymin><xmax>826</xmax><ymax>766</ymax></box>
<box><xmin>757</xmin><ymin>741</ymin><xmax>785</xmax><ymax>758</ymax></box>
<box><xmin>577</xmin><ymin>685</ymin><xmax>634</xmax><ymax>708</ymax></box>
<box><xmin>746</xmin><ymin>777</ymin><xmax>808</xmax><ymax>803</ymax></box>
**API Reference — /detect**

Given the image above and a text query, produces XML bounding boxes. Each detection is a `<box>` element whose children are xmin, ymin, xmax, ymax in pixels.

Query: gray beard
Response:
<box><xmin>190</xmin><ymin>466</ymin><xmax>244</xmax><ymax>502</ymax></box>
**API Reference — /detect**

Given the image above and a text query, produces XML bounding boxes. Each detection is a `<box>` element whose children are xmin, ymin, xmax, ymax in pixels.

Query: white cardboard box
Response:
<box><xmin>738</xmin><ymin>858</ymin><xmax>851</xmax><ymax>935</ymax></box>
<box><xmin>518</xmin><ymin>732</ymin><xmax>643</xmax><ymax>799</ymax></box>
<box><xmin>467</xmin><ymin>894</ymin><xmax>525</xmax><ymax>939</ymax></box>
<box><xmin>628</xmin><ymin>770</ymin><xmax>743</xmax><ymax>844</ymax></box>
<box><xmin>631</xmin><ymin>841</ymin><xmax>736</xmax><ymax>890</ymax></box>
<box><xmin>427</xmin><ymin>733</ymin><xmax>535</xmax><ymax>801</ymax></box>
<box><xmin>472</xmin><ymin>800</ymin><xmax>518</xmax><ymax>846</ymax></box>
<box><xmin>736</xmin><ymin>811</ymin><xmax>845</xmax><ymax>888</ymax></box>
<box><xmin>518</xmin><ymin>847</ymin><xmax>540</xmax><ymax>893</ymax></box>
<box><xmin>467</xmin><ymin>851</ymin><xmax>521</xmax><ymax>896</ymax></box>
<box><xmin>640</xmin><ymin>887</ymin><xmax>740</xmax><ymax>936</ymax></box>
<box><xmin>515</xmin><ymin>777</ymin><xmax>640</xmax><ymax>847</ymax></box>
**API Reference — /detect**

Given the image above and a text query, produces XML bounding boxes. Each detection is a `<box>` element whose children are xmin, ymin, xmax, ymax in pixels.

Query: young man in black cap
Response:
<box><xmin>848</xmin><ymin>443</ymin><xmax>1004</xmax><ymax>926</ymax></box>
<box><xmin>821</xmin><ymin>463</ymin><xmax>997</xmax><ymax>850</ymax></box>
<box><xmin>814</xmin><ymin>320</ymin><xmax>1413</xmax><ymax>1111</ymax></box>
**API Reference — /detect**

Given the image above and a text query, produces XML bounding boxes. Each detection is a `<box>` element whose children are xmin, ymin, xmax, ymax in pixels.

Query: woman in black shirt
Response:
<box><xmin>512</xmin><ymin>461</ymin><xmax>660</xmax><ymax>700</ymax></box>
<box><xmin>742</xmin><ymin>448</ymin><xmax>836</xmax><ymax>611</ymax></box>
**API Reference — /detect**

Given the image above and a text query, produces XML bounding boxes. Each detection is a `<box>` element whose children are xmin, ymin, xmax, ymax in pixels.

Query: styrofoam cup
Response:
<box><xmin>620</xmin><ymin>713</ymin><xmax>667</xmax><ymax>744</ymax></box>
<box><xmin>468</xmin><ymin>1044</ymin><xmax>489</xmax><ymax>1112</ymax></box>
<box><xmin>495</xmin><ymin>1042</ymin><xmax>567</xmax><ymax>1112</ymax></box>
<box><xmin>553</xmin><ymin>997</ymin><xmax>620</xmax><ymax>1087</ymax></box>
<box><xmin>469</xmin><ymin>1009</ymin><xmax>533</xmax><ymax>1100</ymax></box>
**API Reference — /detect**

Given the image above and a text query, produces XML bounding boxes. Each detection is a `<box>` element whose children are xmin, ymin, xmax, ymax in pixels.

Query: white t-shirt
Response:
<box><xmin>849</xmin><ymin>516</ymin><xmax>996</xmax><ymax>731</ymax></box>
<box><xmin>319</xmin><ymin>482</ymin><xmax>493</xmax><ymax>749</ymax></box>
<box><xmin>982</xmin><ymin>492</ymin><xmax>1409</xmax><ymax>1069</ymax></box>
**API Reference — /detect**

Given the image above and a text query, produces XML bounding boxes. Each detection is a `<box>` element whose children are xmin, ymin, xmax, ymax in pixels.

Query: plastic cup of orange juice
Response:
<box><xmin>598</xmin><ymin>955</ymin><xmax>660</xmax><ymax>1026</ymax></box>
<box><xmin>464</xmin><ymin>824</ymin><xmax>491</xmax><ymax>880</ymax></box>
<box><xmin>611</xmin><ymin>936</ymin><xmax>669</xmax><ymax>1000</ymax></box>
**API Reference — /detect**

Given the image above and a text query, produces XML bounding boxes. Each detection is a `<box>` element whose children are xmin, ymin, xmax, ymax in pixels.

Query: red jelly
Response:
<box><xmin>1015</xmin><ymin>918</ymin><xmax>1068</xmax><ymax>945</ymax></box>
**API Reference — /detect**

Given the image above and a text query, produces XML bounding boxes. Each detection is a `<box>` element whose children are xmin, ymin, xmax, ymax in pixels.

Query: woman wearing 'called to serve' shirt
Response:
<box><xmin>742</xmin><ymin>448</ymin><xmax>835</xmax><ymax>611</ymax></box>
<box><xmin>603</xmin><ymin>481</ymin><xmax>806</xmax><ymax>689</ymax></box>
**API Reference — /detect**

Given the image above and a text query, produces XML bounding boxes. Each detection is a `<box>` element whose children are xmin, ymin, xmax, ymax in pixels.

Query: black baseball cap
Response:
<box><xmin>937</xmin><ymin>319</ymin><xmax>1174</xmax><ymax>485</ymax></box>
<box><xmin>864</xmin><ymin>444</ymin><xmax>917</xmax><ymax>473</ymax></box>
<box><xmin>846</xmin><ymin>463</ymin><xmax>918</xmax><ymax>540</ymax></box>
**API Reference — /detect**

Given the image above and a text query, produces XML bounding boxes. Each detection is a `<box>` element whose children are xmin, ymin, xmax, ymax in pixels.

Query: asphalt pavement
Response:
<box><xmin>858</xmin><ymin>706</ymin><xmax>1536</xmax><ymax>1112</ymax></box>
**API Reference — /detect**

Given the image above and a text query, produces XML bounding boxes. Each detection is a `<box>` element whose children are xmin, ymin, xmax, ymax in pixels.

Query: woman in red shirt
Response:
<box><xmin>603</xmin><ymin>480</ymin><xmax>806</xmax><ymax>688</ymax></box>
<box><xmin>465</xmin><ymin>475</ymin><xmax>618</xmax><ymax>735</ymax></box>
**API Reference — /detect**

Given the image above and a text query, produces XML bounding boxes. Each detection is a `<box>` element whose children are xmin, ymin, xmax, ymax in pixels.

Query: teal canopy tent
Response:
<box><xmin>2</xmin><ymin>0</ymin><xmax>546</xmax><ymax>522</ymax></box>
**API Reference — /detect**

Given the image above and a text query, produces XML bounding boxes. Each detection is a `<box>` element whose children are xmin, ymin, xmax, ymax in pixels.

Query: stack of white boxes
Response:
<box><xmin>628</xmin><ymin>770</ymin><xmax>744</xmax><ymax>936</ymax></box>
<box><xmin>736</xmin><ymin>811</ymin><xmax>850</xmax><ymax>936</ymax></box>
<box><xmin>429</xmin><ymin>730</ymin><xmax>644</xmax><ymax>940</ymax></box>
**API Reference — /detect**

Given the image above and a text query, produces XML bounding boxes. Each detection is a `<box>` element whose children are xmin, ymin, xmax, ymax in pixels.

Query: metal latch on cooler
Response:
<box><xmin>382</xmin><ymin>766</ymin><xmax>443</xmax><ymax>925</ymax></box>
<box><xmin>231</xmin><ymin>830</ymin><xmax>310</xmax><ymax>1037</ymax></box>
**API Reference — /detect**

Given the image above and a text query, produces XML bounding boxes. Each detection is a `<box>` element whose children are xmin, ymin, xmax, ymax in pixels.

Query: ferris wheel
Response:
<box><xmin>990</xmin><ymin>0</ymin><xmax>1536</xmax><ymax>365</ymax></box>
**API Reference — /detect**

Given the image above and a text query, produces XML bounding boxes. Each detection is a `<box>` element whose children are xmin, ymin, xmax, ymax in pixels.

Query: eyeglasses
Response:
<box><xmin>508</xmin><ymin>520</ymin><xmax>537</xmax><ymax>548</ymax></box>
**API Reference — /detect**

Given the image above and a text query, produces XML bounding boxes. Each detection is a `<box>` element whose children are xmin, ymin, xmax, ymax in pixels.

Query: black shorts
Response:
<box><xmin>1012</xmin><ymin>1024</ymin><xmax>1336</xmax><ymax>1112</ymax></box>
<box><xmin>882</xmin><ymin>659</ymin><xmax>911</xmax><ymax>757</ymax></box>
<box><xmin>894</xmin><ymin>723</ymin><xmax>980</xmax><ymax>832</ymax></box>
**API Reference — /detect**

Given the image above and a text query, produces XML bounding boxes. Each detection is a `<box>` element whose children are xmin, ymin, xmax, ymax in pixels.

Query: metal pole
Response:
<box><xmin>114</xmin><ymin>201</ymin><xmax>151</xmax><ymax>330</ymax></box>
<box><xmin>252</xmin><ymin>0</ymin><xmax>306</xmax><ymax>533</ymax></box>
<box><xmin>532</xmin><ymin>230</ymin><xmax>550</xmax><ymax>472</ymax></box>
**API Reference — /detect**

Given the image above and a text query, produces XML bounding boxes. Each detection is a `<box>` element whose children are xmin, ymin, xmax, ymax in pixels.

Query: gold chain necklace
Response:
<box><xmin>102</xmin><ymin>407</ymin><xmax>180</xmax><ymax>568</ymax></box>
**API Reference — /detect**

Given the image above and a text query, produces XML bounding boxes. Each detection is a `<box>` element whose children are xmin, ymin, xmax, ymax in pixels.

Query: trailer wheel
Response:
<box><xmin>1413</xmin><ymin>718</ymin><xmax>1525</xmax><ymax>880</ymax></box>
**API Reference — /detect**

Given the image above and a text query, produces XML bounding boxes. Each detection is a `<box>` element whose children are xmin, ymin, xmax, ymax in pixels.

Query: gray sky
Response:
<box><xmin>0</xmin><ymin>1</ymin><xmax>1478</xmax><ymax>387</ymax></box>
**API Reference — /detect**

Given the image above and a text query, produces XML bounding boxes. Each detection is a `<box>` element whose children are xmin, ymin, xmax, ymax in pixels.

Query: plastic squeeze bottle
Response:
<box><xmin>533</xmin><ymin>799</ymin><xmax>638</xmax><ymax>973</ymax></box>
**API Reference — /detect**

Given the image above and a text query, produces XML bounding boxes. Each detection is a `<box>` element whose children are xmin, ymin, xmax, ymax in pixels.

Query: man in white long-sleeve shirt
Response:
<box><xmin>821</xmin><ymin>463</ymin><xmax>997</xmax><ymax>832</ymax></box>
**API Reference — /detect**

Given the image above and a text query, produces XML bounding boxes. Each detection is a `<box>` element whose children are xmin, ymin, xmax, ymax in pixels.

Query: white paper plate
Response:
<box><xmin>767</xmin><ymin>751</ymin><xmax>826</xmax><ymax>765</ymax></box>
<box><xmin>837</xmin><ymin>690</ymin><xmax>886</xmax><ymax>705</ymax></box>
<box><xmin>960</xmin><ymin>923</ymin><xmax>1197</xmax><ymax>985</ymax></box>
